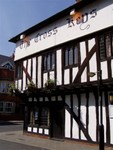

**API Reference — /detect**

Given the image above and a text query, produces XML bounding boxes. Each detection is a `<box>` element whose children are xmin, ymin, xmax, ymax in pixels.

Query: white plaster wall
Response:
<box><xmin>80</xmin><ymin>41</ymin><xmax>86</xmax><ymax>64</ymax></box>
<box><xmin>37</xmin><ymin>56</ymin><xmax>42</xmax><ymax>88</ymax></box>
<box><xmin>23</xmin><ymin>60</ymin><xmax>27</xmax><ymax>91</ymax></box>
<box><xmin>111</xmin><ymin>60</ymin><xmax>113</xmax><ymax>78</ymax></box>
<box><xmin>56</xmin><ymin>49</ymin><xmax>62</xmax><ymax>85</ymax></box>
<box><xmin>49</xmin><ymin>71</ymin><xmax>54</xmax><ymax>80</ymax></box>
<box><xmin>81</xmin><ymin>67</ymin><xmax>87</xmax><ymax>83</ymax></box>
<box><xmin>89</xmin><ymin>53</ymin><xmax>97</xmax><ymax>82</ymax></box>
<box><xmin>65</xmin><ymin>95</ymin><xmax>71</xmax><ymax>138</ymax></box>
<box><xmin>43</xmin><ymin>73</ymin><xmax>48</xmax><ymax>87</ymax></box>
<box><xmin>18</xmin><ymin>79</ymin><xmax>22</xmax><ymax>91</ymax></box>
<box><xmin>32</xmin><ymin>57</ymin><xmax>36</xmax><ymax>85</ymax></box>
<box><xmin>101</xmin><ymin>61</ymin><xmax>108</xmax><ymax>80</ymax></box>
<box><xmin>80</xmin><ymin>94</ymin><xmax>87</xmax><ymax>140</ymax></box>
<box><xmin>72</xmin><ymin>67</ymin><xmax>78</xmax><ymax>82</ymax></box>
<box><xmin>72</xmin><ymin>94</ymin><xmax>79</xmax><ymax>139</ymax></box>
<box><xmin>33</xmin><ymin>127</ymin><xmax>37</xmax><ymax>133</ymax></box>
<box><xmin>27</xmin><ymin>59</ymin><xmax>31</xmax><ymax>84</ymax></box>
<box><xmin>88</xmin><ymin>93</ymin><xmax>96</xmax><ymax>141</ymax></box>
<box><xmin>14</xmin><ymin>1</ymin><xmax>113</xmax><ymax>61</ymax></box>
<box><xmin>64</xmin><ymin>69</ymin><xmax>70</xmax><ymax>84</ymax></box>
<box><xmin>102</xmin><ymin>93</ymin><xmax>107</xmax><ymax>143</ymax></box>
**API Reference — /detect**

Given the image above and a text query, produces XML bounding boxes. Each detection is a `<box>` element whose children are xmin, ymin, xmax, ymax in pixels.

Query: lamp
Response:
<box><xmin>70</xmin><ymin>9</ymin><xmax>76</xmax><ymax>16</ymax></box>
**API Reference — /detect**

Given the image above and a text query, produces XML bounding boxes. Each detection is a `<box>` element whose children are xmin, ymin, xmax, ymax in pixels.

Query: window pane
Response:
<box><xmin>16</xmin><ymin>63</ymin><xmax>22</xmax><ymax>78</ymax></box>
<box><xmin>65</xmin><ymin>49</ymin><xmax>68</xmax><ymax>66</ymax></box>
<box><xmin>40</xmin><ymin>107</ymin><xmax>49</xmax><ymax>127</ymax></box>
<box><xmin>106</xmin><ymin>33</ymin><xmax>111</xmax><ymax>57</ymax></box>
<box><xmin>47</xmin><ymin>54</ymin><xmax>50</xmax><ymax>70</ymax></box>
<box><xmin>51</xmin><ymin>53</ymin><xmax>55</xmax><ymax>70</ymax></box>
<box><xmin>69</xmin><ymin>47</ymin><xmax>73</xmax><ymax>65</ymax></box>
<box><xmin>43</xmin><ymin>56</ymin><xmax>47</xmax><ymax>71</ymax></box>
<box><xmin>74</xmin><ymin>46</ymin><xmax>78</xmax><ymax>64</ymax></box>
<box><xmin>99</xmin><ymin>35</ymin><xmax>106</xmax><ymax>59</ymax></box>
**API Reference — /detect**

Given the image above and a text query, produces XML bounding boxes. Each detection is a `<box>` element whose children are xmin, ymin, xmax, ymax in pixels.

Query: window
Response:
<box><xmin>15</xmin><ymin>63</ymin><xmax>22</xmax><ymax>79</ymax></box>
<box><xmin>64</xmin><ymin>44</ymin><xmax>78</xmax><ymax>67</ymax></box>
<box><xmin>43</xmin><ymin>52</ymin><xmax>55</xmax><ymax>72</ymax></box>
<box><xmin>0</xmin><ymin>102</ymin><xmax>15</xmax><ymax>113</ymax></box>
<box><xmin>29</xmin><ymin>106</ymin><xmax>49</xmax><ymax>127</ymax></box>
<box><xmin>99</xmin><ymin>31</ymin><xmax>113</xmax><ymax>59</ymax></box>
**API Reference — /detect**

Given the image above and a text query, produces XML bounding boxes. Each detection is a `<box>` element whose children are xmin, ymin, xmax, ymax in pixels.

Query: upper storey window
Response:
<box><xmin>15</xmin><ymin>63</ymin><xmax>22</xmax><ymax>79</ymax></box>
<box><xmin>64</xmin><ymin>44</ymin><xmax>79</xmax><ymax>67</ymax></box>
<box><xmin>43</xmin><ymin>52</ymin><xmax>55</xmax><ymax>72</ymax></box>
<box><xmin>99</xmin><ymin>31</ymin><xmax>113</xmax><ymax>60</ymax></box>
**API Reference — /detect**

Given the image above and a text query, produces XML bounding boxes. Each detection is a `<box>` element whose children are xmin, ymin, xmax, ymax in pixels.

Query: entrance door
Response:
<box><xmin>50</xmin><ymin>102</ymin><xmax>64</xmax><ymax>139</ymax></box>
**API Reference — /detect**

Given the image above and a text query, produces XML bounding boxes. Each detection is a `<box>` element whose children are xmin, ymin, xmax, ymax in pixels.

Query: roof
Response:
<box><xmin>9</xmin><ymin>0</ymin><xmax>95</xmax><ymax>43</ymax></box>
<box><xmin>0</xmin><ymin>55</ymin><xmax>15</xmax><ymax>68</ymax></box>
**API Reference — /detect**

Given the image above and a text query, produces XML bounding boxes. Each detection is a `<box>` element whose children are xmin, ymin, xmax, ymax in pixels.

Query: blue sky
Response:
<box><xmin>0</xmin><ymin>0</ymin><xmax>75</xmax><ymax>57</ymax></box>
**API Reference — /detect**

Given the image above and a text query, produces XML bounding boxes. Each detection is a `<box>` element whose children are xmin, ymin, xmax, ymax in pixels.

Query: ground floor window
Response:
<box><xmin>29</xmin><ymin>105</ymin><xmax>49</xmax><ymax>127</ymax></box>
<box><xmin>0</xmin><ymin>101</ymin><xmax>15</xmax><ymax>113</ymax></box>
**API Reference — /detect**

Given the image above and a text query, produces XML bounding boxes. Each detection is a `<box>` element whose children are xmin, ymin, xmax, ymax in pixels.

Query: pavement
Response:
<box><xmin>0</xmin><ymin>122</ymin><xmax>113</xmax><ymax>150</ymax></box>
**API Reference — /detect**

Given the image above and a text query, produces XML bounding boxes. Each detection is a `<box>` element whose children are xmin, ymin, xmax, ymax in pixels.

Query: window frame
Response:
<box><xmin>99</xmin><ymin>31</ymin><xmax>113</xmax><ymax>60</ymax></box>
<box><xmin>15</xmin><ymin>62</ymin><xmax>23</xmax><ymax>79</ymax></box>
<box><xmin>43</xmin><ymin>51</ymin><xmax>55</xmax><ymax>72</ymax></box>
<box><xmin>64</xmin><ymin>43</ymin><xmax>79</xmax><ymax>68</ymax></box>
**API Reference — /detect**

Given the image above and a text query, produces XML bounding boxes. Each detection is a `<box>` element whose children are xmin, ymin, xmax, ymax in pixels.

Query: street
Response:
<box><xmin>0</xmin><ymin>139</ymin><xmax>47</xmax><ymax>150</ymax></box>
<box><xmin>0</xmin><ymin>121</ymin><xmax>23</xmax><ymax>132</ymax></box>
<box><xmin>0</xmin><ymin>121</ymin><xmax>48</xmax><ymax>150</ymax></box>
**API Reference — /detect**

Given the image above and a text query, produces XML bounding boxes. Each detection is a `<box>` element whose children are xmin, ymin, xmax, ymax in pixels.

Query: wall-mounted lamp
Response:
<box><xmin>109</xmin><ymin>93</ymin><xmax>113</xmax><ymax>104</ymax></box>
<box><xmin>70</xmin><ymin>9</ymin><xmax>76</xmax><ymax>16</ymax></box>
<box><xmin>20</xmin><ymin>34</ymin><xmax>25</xmax><ymax>40</ymax></box>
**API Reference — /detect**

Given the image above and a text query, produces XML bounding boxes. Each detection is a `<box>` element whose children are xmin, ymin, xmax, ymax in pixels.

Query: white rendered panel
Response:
<box><xmin>80</xmin><ymin>42</ymin><xmax>86</xmax><ymax>64</ymax></box>
<box><xmin>80</xmin><ymin>94</ymin><xmax>87</xmax><ymax>140</ymax></box>
<box><xmin>18</xmin><ymin>79</ymin><xmax>22</xmax><ymax>91</ymax></box>
<box><xmin>43</xmin><ymin>73</ymin><xmax>48</xmax><ymax>87</ymax></box>
<box><xmin>111</xmin><ymin>60</ymin><xmax>113</xmax><ymax>78</ymax></box>
<box><xmin>23</xmin><ymin>60</ymin><xmax>27</xmax><ymax>91</ymax></box>
<box><xmin>65</xmin><ymin>95</ymin><xmax>71</xmax><ymax>138</ymax></box>
<box><xmin>32</xmin><ymin>57</ymin><xmax>36</xmax><ymax>85</ymax></box>
<box><xmin>101</xmin><ymin>61</ymin><xmax>108</xmax><ymax>80</ymax></box>
<box><xmin>38</xmin><ymin>56</ymin><xmax>42</xmax><ymax>88</ymax></box>
<box><xmin>102</xmin><ymin>93</ymin><xmax>107</xmax><ymax>143</ymax></box>
<box><xmin>49</xmin><ymin>71</ymin><xmax>54</xmax><ymax>80</ymax></box>
<box><xmin>64</xmin><ymin>69</ymin><xmax>69</xmax><ymax>85</ymax></box>
<box><xmin>56</xmin><ymin>49</ymin><xmax>62</xmax><ymax>85</ymax></box>
<box><xmin>44</xmin><ymin>129</ymin><xmax>49</xmax><ymax>135</ymax></box>
<box><xmin>72</xmin><ymin>94</ymin><xmax>79</xmax><ymax>139</ymax></box>
<box><xmin>15</xmin><ymin>1</ymin><xmax>113</xmax><ymax>61</ymax></box>
<box><xmin>33</xmin><ymin>127</ymin><xmax>37</xmax><ymax>133</ymax></box>
<box><xmin>88</xmin><ymin>93</ymin><xmax>96</xmax><ymax>141</ymax></box>
<box><xmin>27</xmin><ymin>59</ymin><xmax>31</xmax><ymax>84</ymax></box>
<box><xmin>28</xmin><ymin>127</ymin><xmax>32</xmax><ymax>132</ymax></box>
<box><xmin>72</xmin><ymin>67</ymin><xmax>78</xmax><ymax>82</ymax></box>
<box><xmin>81</xmin><ymin>67</ymin><xmax>87</xmax><ymax>83</ymax></box>
<box><xmin>39</xmin><ymin>128</ymin><xmax>43</xmax><ymax>134</ymax></box>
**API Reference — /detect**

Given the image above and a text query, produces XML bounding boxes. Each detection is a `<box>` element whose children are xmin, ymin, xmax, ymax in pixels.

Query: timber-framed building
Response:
<box><xmin>9</xmin><ymin>0</ymin><xmax>113</xmax><ymax>146</ymax></box>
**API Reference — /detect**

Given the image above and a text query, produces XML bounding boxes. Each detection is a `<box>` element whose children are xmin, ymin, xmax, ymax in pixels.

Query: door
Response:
<box><xmin>50</xmin><ymin>102</ymin><xmax>64</xmax><ymax>139</ymax></box>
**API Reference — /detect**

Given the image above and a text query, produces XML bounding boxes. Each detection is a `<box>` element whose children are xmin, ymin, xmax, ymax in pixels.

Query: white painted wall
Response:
<box><xmin>88</xmin><ymin>93</ymin><xmax>96</xmax><ymax>141</ymax></box>
<box><xmin>64</xmin><ymin>69</ymin><xmax>70</xmax><ymax>84</ymax></box>
<box><xmin>14</xmin><ymin>0</ymin><xmax>113</xmax><ymax>61</ymax></box>
<box><xmin>56</xmin><ymin>49</ymin><xmax>62</xmax><ymax>85</ymax></box>
<box><xmin>37</xmin><ymin>56</ymin><xmax>42</xmax><ymax>88</ymax></box>
<box><xmin>65</xmin><ymin>95</ymin><xmax>71</xmax><ymax>138</ymax></box>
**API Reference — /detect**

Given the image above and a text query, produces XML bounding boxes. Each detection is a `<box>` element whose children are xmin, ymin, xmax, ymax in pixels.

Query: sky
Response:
<box><xmin>0</xmin><ymin>0</ymin><xmax>75</xmax><ymax>57</ymax></box>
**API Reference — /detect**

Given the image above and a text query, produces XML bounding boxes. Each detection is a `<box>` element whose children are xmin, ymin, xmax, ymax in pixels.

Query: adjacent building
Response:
<box><xmin>9</xmin><ymin>0</ymin><xmax>113</xmax><ymax>146</ymax></box>
<box><xmin>0</xmin><ymin>54</ymin><xmax>23</xmax><ymax>120</ymax></box>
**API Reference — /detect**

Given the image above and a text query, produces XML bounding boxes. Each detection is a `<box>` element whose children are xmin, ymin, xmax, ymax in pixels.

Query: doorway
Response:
<box><xmin>50</xmin><ymin>102</ymin><xmax>64</xmax><ymax>139</ymax></box>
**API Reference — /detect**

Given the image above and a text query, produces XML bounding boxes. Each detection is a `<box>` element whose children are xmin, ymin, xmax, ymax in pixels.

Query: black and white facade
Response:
<box><xmin>10</xmin><ymin>0</ymin><xmax>113</xmax><ymax>146</ymax></box>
